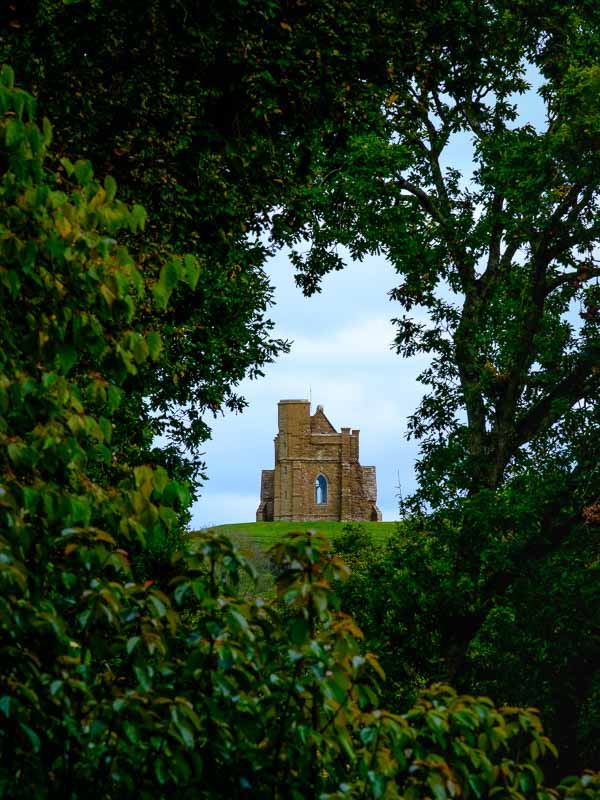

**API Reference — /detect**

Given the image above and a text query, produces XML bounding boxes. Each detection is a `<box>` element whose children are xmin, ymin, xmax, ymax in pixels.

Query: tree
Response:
<box><xmin>0</xmin><ymin>0</ymin><xmax>396</xmax><ymax>498</ymax></box>
<box><xmin>3</xmin><ymin>1</ymin><xmax>600</xmax><ymax>786</ymax></box>
<box><xmin>273</xmin><ymin>0</ymin><xmax>600</xmax><ymax>510</ymax></box>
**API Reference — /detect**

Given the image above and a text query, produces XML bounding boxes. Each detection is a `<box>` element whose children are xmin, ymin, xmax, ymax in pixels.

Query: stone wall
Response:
<box><xmin>256</xmin><ymin>400</ymin><xmax>382</xmax><ymax>522</ymax></box>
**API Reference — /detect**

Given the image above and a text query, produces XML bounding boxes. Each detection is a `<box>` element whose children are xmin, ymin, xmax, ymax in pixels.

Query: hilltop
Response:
<box><xmin>201</xmin><ymin>521</ymin><xmax>400</xmax><ymax>594</ymax></box>
<box><xmin>205</xmin><ymin>519</ymin><xmax>399</xmax><ymax>547</ymax></box>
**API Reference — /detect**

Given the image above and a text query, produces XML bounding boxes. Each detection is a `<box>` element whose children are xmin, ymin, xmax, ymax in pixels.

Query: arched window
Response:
<box><xmin>315</xmin><ymin>474</ymin><xmax>328</xmax><ymax>505</ymax></box>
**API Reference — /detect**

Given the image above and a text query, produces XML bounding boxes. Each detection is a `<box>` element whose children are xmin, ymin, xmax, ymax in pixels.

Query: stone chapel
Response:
<box><xmin>256</xmin><ymin>399</ymin><xmax>382</xmax><ymax>522</ymax></box>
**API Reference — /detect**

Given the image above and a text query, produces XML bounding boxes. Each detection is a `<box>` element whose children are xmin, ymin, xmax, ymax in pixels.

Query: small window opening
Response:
<box><xmin>315</xmin><ymin>474</ymin><xmax>327</xmax><ymax>505</ymax></box>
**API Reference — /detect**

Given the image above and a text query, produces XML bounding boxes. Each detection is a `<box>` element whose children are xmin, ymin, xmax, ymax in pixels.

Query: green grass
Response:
<box><xmin>199</xmin><ymin>521</ymin><xmax>400</xmax><ymax>596</ymax></box>
<box><xmin>207</xmin><ymin>520</ymin><xmax>399</xmax><ymax>548</ymax></box>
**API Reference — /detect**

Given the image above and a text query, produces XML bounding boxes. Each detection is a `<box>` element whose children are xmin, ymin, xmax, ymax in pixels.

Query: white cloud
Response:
<box><xmin>291</xmin><ymin>316</ymin><xmax>396</xmax><ymax>361</ymax></box>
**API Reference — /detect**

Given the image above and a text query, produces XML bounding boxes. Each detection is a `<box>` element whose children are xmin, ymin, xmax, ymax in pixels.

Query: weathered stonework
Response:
<box><xmin>256</xmin><ymin>400</ymin><xmax>382</xmax><ymax>522</ymax></box>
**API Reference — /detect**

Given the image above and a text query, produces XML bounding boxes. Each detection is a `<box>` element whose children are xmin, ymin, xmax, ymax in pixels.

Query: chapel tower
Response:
<box><xmin>256</xmin><ymin>399</ymin><xmax>382</xmax><ymax>522</ymax></box>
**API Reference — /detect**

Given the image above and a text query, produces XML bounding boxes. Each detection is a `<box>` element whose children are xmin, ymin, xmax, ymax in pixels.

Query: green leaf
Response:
<box><xmin>13</xmin><ymin>92</ymin><xmax>25</xmax><ymax>120</ymax></box>
<box><xmin>98</xmin><ymin>417</ymin><xmax>112</xmax><ymax>443</ymax></box>
<box><xmin>123</xmin><ymin>721</ymin><xmax>139</xmax><ymax>744</ymax></box>
<box><xmin>148</xmin><ymin>594</ymin><xmax>167</xmax><ymax>617</ymax></box>
<box><xmin>126</xmin><ymin>636</ymin><xmax>141</xmax><ymax>655</ymax></box>
<box><xmin>131</xmin><ymin>335</ymin><xmax>149</xmax><ymax>364</ymax></box>
<box><xmin>152</xmin><ymin>281</ymin><xmax>168</xmax><ymax>310</ymax></box>
<box><xmin>134</xmin><ymin>665</ymin><xmax>152</xmax><ymax>692</ymax></box>
<box><xmin>155</xmin><ymin>758</ymin><xmax>169</xmax><ymax>785</ymax></box>
<box><xmin>5</xmin><ymin>119</ymin><xmax>24</xmax><ymax>147</ymax></box>
<box><xmin>74</xmin><ymin>159</ymin><xmax>94</xmax><ymax>185</ymax></box>
<box><xmin>338</xmin><ymin>729</ymin><xmax>355</xmax><ymax>762</ymax></box>
<box><xmin>20</xmin><ymin>240</ymin><xmax>37</xmax><ymax>270</ymax></box>
<box><xmin>368</xmin><ymin>771</ymin><xmax>387</xmax><ymax>799</ymax></box>
<box><xmin>134</xmin><ymin>465</ymin><xmax>154</xmax><ymax>492</ymax></box>
<box><xmin>163</xmin><ymin>480</ymin><xmax>189</xmax><ymax>507</ymax></box>
<box><xmin>56</xmin><ymin>343</ymin><xmax>78</xmax><ymax>375</ymax></box>
<box><xmin>42</xmin><ymin>116</ymin><xmax>52</xmax><ymax>146</ymax></box>
<box><xmin>106</xmin><ymin>385</ymin><xmax>123</xmax><ymax>412</ymax></box>
<box><xmin>22</xmin><ymin>487</ymin><xmax>38</xmax><ymax>512</ymax></box>
<box><xmin>174</xmin><ymin>717</ymin><xmax>194</xmax><ymax>749</ymax></box>
<box><xmin>360</xmin><ymin>726</ymin><xmax>376</xmax><ymax>745</ymax></box>
<box><xmin>0</xmin><ymin>64</ymin><xmax>15</xmax><ymax>89</ymax></box>
<box><xmin>0</xmin><ymin>268</ymin><xmax>20</xmax><ymax>297</ymax></box>
<box><xmin>153</xmin><ymin>466</ymin><xmax>169</xmax><ymax>494</ymax></box>
<box><xmin>0</xmin><ymin>696</ymin><xmax>11</xmax><ymax>718</ymax></box>
<box><xmin>130</xmin><ymin>204</ymin><xmax>147</xmax><ymax>231</ymax></box>
<box><xmin>7</xmin><ymin>442</ymin><xmax>37</xmax><ymax>468</ymax></box>
<box><xmin>20</xmin><ymin>724</ymin><xmax>41</xmax><ymax>753</ymax></box>
<box><xmin>104</xmin><ymin>174</ymin><xmax>117</xmax><ymax>203</ymax></box>
<box><xmin>428</xmin><ymin>773</ymin><xmax>447</xmax><ymax>800</ymax></box>
<box><xmin>160</xmin><ymin>260</ymin><xmax>181</xmax><ymax>292</ymax></box>
<box><xmin>183</xmin><ymin>254</ymin><xmax>200</xmax><ymax>289</ymax></box>
<box><xmin>229</xmin><ymin>609</ymin><xmax>249</xmax><ymax>631</ymax></box>
<box><xmin>60</xmin><ymin>157</ymin><xmax>75</xmax><ymax>177</ymax></box>
<box><xmin>146</xmin><ymin>331</ymin><xmax>163</xmax><ymax>361</ymax></box>
<box><xmin>27</xmin><ymin>125</ymin><xmax>43</xmax><ymax>156</ymax></box>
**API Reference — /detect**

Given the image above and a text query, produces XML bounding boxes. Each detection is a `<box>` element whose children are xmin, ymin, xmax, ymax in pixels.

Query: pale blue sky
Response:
<box><xmin>190</xmin><ymin>69</ymin><xmax>547</xmax><ymax>528</ymax></box>
<box><xmin>192</xmin><ymin>252</ymin><xmax>427</xmax><ymax>527</ymax></box>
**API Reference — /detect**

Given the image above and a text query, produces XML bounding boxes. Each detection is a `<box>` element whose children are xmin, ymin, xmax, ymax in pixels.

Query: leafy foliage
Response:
<box><xmin>2</xmin><ymin>68</ymin><xmax>598</xmax><ymax>798</ymax></box>
<box><xmin>0</xmin><ymin>63</ymin><xmax>195</xmax><ymax>791</ymax></box>
<box><xmin>271</xmin><ymin>0</ymin><xmax>600</xmax><ymax>507</ymax></box>
<box><xmin>0</xmin><ymin>0</ymin><xmax>398</xmax><ymax>492</ymax></box>
<box><xmin>337</xmin><ymin>505</ymin><xmax>600</xmax><ymax>775</ymax></box>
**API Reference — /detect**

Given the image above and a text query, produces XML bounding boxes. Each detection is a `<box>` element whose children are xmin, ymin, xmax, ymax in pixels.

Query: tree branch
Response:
<box><xmin>392</xmin><ymin>176</ymin><xmax>448</xmax><ymax>225</ymax></box>
<box><xmin>515</xmin><ymin>350</ymin><xmax>600</xmax><ymax>448</ymax></box>
<box><xmin>480</xmin><ymin>190</ymin><xmax>505</xmax><ymax>299</ymax></box>
<box><xmin>546</xmin><ymin>262</ymin><xmax>600</xmax><ymax>294</ymax></box>
<box><xmin>460</xmin><ymin>101</ymin><xmax>487</xmax><ymax>139</ymax></box>
<box><xmin>421</xmin><ymin>91</ymin><xmax>476</xmax><ymax>288</ymax></box>
<box><xmin>536</xmin><ymin>183</ymin><xmax>594</xmax><ymax>265</ymax></box>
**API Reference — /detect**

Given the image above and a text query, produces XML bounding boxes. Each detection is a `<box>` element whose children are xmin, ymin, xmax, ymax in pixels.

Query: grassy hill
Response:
<box><xmin>201</xmin><ymin>520</ymin><xmax>400</xmax><ymax>594</ymax></box>
<box><xmin>206</xmin><ymin>519</ymin><xmax>399</xmax><ymax>548</ymax></box>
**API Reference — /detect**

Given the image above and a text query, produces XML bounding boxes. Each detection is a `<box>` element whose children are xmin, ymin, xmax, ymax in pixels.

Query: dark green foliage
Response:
<box><xmin>0</xmin><ymin>0</ymin><xmax>398</xmax><ymax>492</ymax></box>
<box><xmin>338</xmin><ymin>498</ymin><xmax>600</xmax><ymax>775</ymax></box>
<box><xmin>2</xmin><ymin>69</ymin><xmax>599</xmax><ymax>798</ymax></box>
